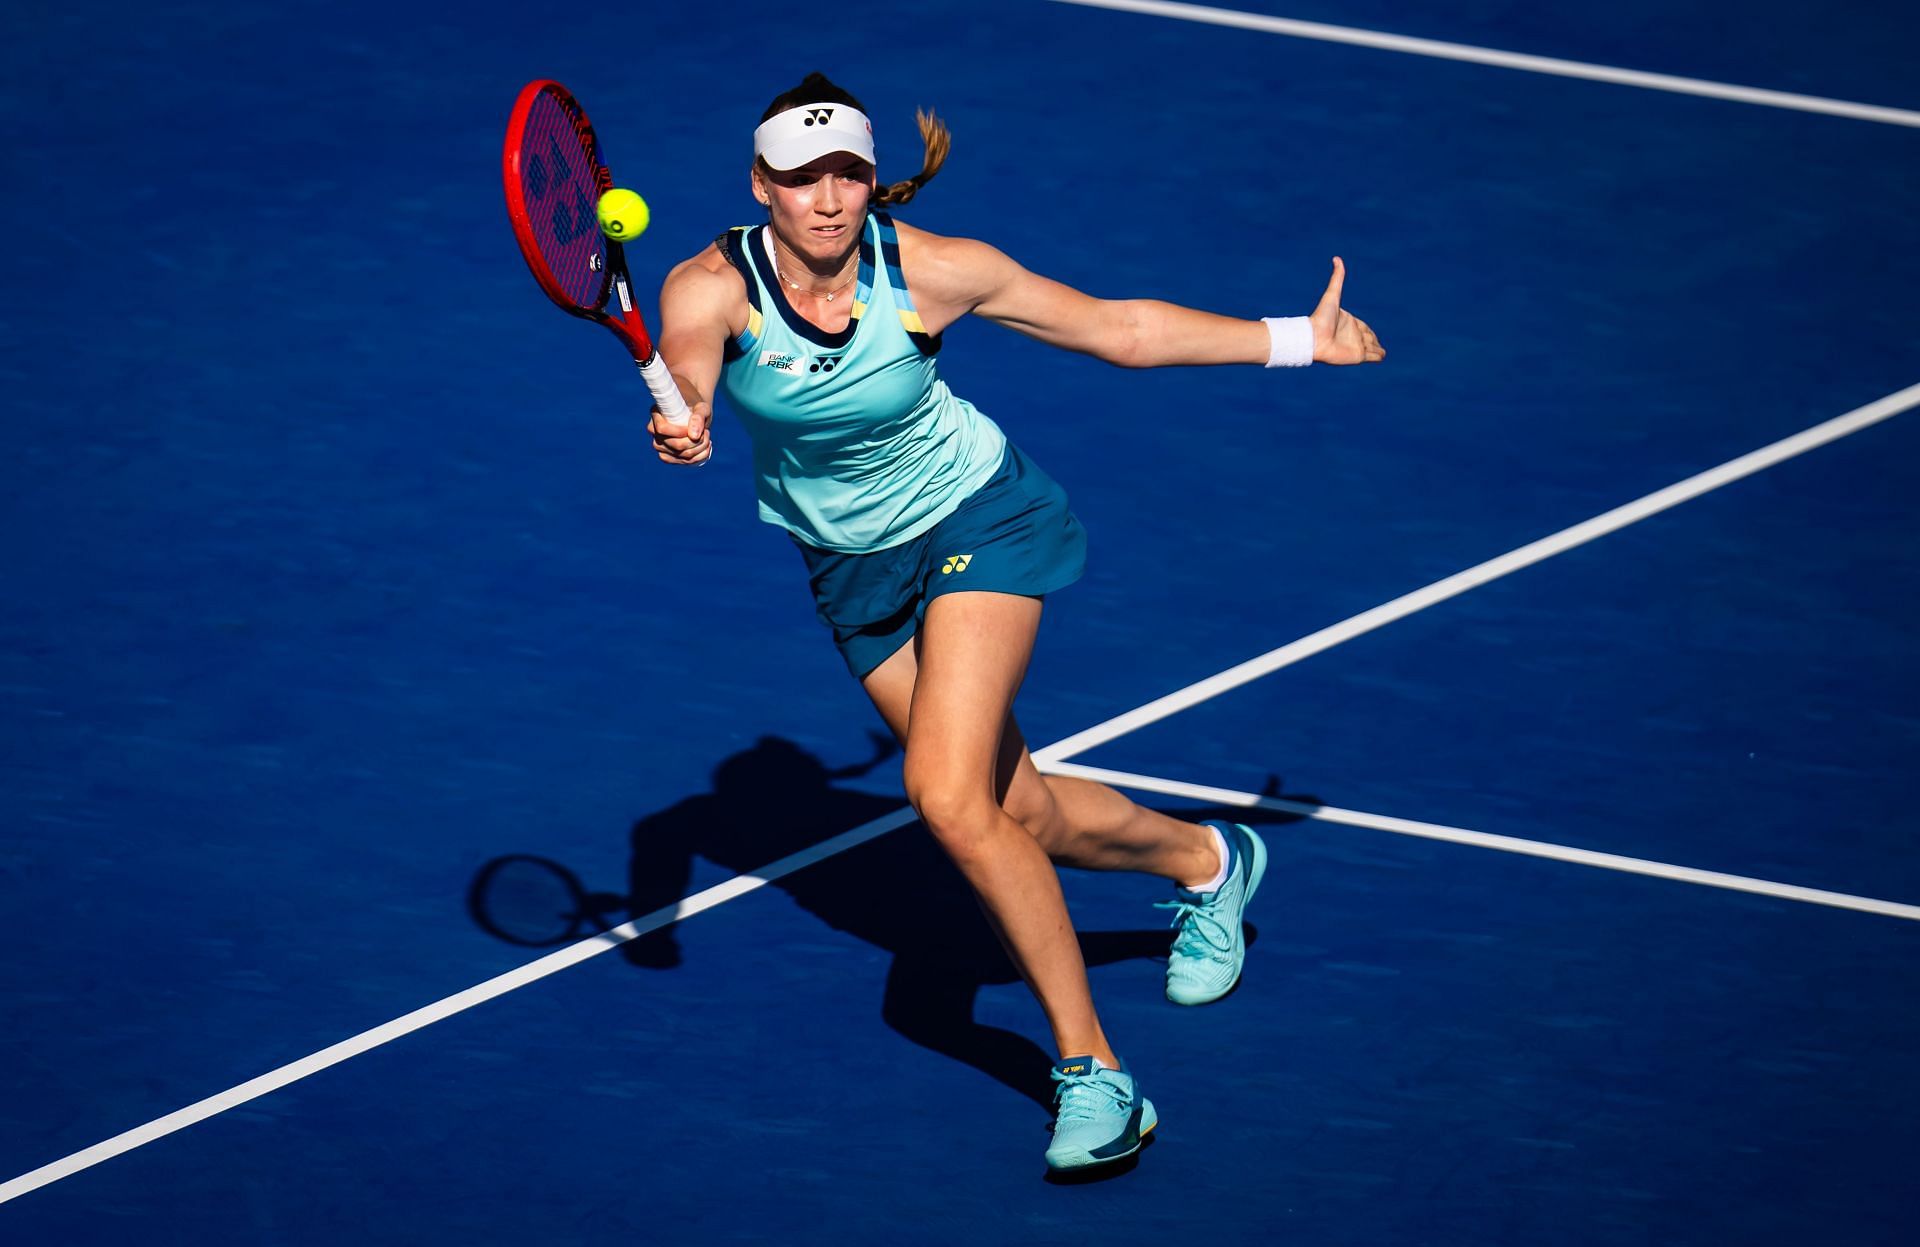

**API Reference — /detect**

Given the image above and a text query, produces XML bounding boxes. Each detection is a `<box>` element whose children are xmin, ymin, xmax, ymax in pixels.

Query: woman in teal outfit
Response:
<box><xmin>648</xmin><ymin>72</ymin><xmax>1384</xmax><ymax>1170</ymax></box>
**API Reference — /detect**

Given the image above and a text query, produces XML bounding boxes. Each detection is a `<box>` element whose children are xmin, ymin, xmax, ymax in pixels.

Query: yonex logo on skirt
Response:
<box><xmin>942</xmin><ymin>554</ymin><xmax>973</xmax><ymax>574</ymax></box>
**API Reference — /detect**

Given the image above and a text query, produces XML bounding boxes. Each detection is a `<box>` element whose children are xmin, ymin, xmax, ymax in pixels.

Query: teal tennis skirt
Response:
<box><xmin>792</xmin><ymin>443</ymin><xmax>1088</xmax><ymax>679</ymax></box>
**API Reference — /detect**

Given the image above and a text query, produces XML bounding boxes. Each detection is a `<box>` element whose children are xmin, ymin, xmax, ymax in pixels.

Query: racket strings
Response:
<box><xmin>517</xmin><ymin>91</ymin><xmax>607</xmax><ymax>308</ymax></box>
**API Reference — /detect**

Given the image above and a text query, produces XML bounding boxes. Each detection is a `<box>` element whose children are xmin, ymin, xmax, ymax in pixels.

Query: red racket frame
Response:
<box><xmin>502</xmin><ymin>79</ymin><xmax>687</xmax><ymax>423</ymax></box>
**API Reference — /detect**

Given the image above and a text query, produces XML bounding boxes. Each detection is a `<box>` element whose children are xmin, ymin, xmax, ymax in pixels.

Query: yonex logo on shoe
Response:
<box><xmin>941</xmin><ymin>554</ymin><xmax>973</xmax><ymax>574</ymax></box>
<box><xmin>804</xmin><ymin>108</ymin><xmax>834</xmax><ymax>126</ymax></box>
<box><xmin>809</xmin><ymin>355</ymin><xmax>843</xmax><ymax>374</ymax></box>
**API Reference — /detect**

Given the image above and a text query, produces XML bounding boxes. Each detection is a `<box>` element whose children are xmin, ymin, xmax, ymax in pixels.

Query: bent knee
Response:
<box><xmin>903</xmin><ymin>757</ymin><xmax>1068</xmax><ymax>860</ymax></box>
<box><xmin>902</xmin><ymin>765</ymin><xmax>999</xmax><ymax>847</ymax></box>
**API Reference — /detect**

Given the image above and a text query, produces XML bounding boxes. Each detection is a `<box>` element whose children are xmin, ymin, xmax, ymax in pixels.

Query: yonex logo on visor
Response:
<box><xmin>754</xmin><ymin>101</ymin><xmax>876</xmax><ymax>171</ymax></box>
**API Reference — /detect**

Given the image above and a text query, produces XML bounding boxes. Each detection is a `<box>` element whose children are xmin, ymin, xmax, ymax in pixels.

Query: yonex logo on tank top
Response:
<box><xmin>810</xmin><ymin>355</ymin><xmax>843</xmax><ymax>374</ymax></box>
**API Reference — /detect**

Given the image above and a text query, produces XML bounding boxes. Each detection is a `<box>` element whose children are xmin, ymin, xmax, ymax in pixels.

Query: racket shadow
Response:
<box><xmin>469</xmin><ymin>734</ymin><xmax>1317</xmax><ymax>1110</ymax></box>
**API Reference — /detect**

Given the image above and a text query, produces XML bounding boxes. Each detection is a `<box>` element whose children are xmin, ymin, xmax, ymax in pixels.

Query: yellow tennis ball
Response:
<box><xmin>597</xmin><ymin>189</ymin><xmax>650</xmax><ymax>241</ymax></box>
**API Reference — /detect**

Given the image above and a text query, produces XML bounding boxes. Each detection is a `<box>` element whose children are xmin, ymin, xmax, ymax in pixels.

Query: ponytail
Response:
<box><xmin>873</xmin><ymin>108</ymin><xmax>950</xmax><ymax>208</ymax></box>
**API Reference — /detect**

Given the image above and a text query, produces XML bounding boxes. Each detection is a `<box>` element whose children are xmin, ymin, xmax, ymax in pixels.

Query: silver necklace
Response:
<box><xmin>776</xmin><ymin>259</ymin><xmax>858</xmax><ymax>302</ymax></box>
<box><xmin>769</xmin><ymin>235</ymin><xmax>859</xmax><ymax>302</ymax></box>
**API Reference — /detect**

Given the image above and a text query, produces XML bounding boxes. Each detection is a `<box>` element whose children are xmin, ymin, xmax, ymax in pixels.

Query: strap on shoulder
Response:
<box><xmin>715</xmin><ymin>226</ymin><xmax>761</xmax><ymax>305</ymax></box>
<box><xmin>716</xmin><ymin>227</ymin><xmax>764</xmax><ymax>363</ymax></box>
<box><xmin>869</xmin><ymin>212</ymin><xmax>941</xmax><ymax>356</ymax></box>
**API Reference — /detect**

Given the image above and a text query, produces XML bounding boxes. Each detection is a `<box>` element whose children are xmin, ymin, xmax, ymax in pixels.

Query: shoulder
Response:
<box><xmin>665</xmin><ymin>241</ymin><xmax>747</xmax><ymax>298</ymax></box>
<box><xmin>661</xmin><ymin>241</ymin><xmax>750</xmax><ymax>331</ymax></box>
<box><xmin>891</xmin><ymin>220</ymin><xmax>1022</xmax><ymax>311</ymax></box>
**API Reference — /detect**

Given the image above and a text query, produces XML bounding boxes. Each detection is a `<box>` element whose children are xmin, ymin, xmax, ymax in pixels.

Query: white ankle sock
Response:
<box><xmin>1188</xmin><ymin>825</ymin><xmax>1231</xmax><ymax>893</ymax></box>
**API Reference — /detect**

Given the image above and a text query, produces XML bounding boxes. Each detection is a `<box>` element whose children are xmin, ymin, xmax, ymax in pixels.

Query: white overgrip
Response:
<box><xmin>638</xmin><ymin>354</ymin><xmax>691</xmax><ymax>424</ymax></box>
<box><xmin>637</xmin><ymin>352</ymin><xmax>706</xmax><ymax>466</ymax></box>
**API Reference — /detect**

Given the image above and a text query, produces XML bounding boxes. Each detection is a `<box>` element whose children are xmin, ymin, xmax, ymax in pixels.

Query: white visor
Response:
<box><xmin>753</xmin><ymin>102</ymin><xmax>876</xmax><ymax>171</ymax></box>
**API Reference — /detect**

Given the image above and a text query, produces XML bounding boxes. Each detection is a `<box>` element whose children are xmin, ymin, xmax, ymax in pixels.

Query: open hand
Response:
<box><xmin>1309</xmin><ymin>258</ymin><xmax>1386</xmax><ymax>365</ymax></box>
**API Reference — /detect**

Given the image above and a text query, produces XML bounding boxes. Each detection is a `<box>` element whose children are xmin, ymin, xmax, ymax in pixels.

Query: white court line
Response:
<box><xmin>0</xmin><ymin>808</ymin><xmax>919</xmax><ymax>1207</ymax></box>
<box><xmin>5</xmin><ymin>382</ymin><xmax>1917</xmax><ymax>1204</ymax></box>
<box><xmin>1033</xmin><ymin>381</ymin><xmax>1920</xmax><ymax>766</ymax></box>
<box><xmin>1043</xmin><ymin>761</ymin><xmax>1920</xmax><ymax>923</ymax></box>
<box><xmin>1046</xmin><ymin>0</ymin><xmax>1920</xmax><ymax>128</ymax></box>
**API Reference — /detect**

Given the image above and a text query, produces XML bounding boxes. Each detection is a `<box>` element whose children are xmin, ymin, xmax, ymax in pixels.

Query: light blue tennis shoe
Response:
<box><xmin>1044</xmin><ymin>1057</ymin><xmax>1157</xmax><ymax>1171</ymax></box>
<box><xmin>1158</xmin><ymin>821</ymin><xmax>1268</xmax><ymax>1006</ymax></box>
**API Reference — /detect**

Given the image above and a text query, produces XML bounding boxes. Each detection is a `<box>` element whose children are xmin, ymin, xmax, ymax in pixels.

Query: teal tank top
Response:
<box><xmin>715</xmin><ymin>211</ymin><xmax>1007</xmax><ymax>554</ymax></box>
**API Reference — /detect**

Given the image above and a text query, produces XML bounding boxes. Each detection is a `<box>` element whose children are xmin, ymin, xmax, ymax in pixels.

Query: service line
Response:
<box><xmin>1043</xmin><ymin>761</ymin><xmax>1920</xmax><ymax>922</ymax></box>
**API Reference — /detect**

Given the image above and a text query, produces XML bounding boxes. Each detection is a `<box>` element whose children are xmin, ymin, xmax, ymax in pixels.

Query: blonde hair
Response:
<box><xmin>873</xmin><ymin>108</ymin><xmax>950</xmax><ymax>208</ymax></box>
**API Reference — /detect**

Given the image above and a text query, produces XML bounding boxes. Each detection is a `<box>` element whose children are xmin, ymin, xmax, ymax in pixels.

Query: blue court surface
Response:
<box><xmin>4</xmin><ymin>0</ymin><xmax>1918</xmax><ymax>1241</ymax></box>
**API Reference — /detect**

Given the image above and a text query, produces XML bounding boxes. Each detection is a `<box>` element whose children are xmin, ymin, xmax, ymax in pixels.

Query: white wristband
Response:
<box><xmin>1262</xmin><ymin>316</ymin><xmax>1314</xmax><ymax>368</ymax></box>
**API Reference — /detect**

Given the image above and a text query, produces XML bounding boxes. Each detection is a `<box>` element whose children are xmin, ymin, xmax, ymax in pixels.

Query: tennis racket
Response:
<box><xmin>501</xmin><ymin>79</ymin><xmax>691</xmax><ymax>428</ymax></box>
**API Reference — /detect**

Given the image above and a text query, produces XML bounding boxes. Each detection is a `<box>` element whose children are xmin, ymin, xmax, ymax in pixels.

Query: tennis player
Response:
<box><xmin>648</xmin><ymin>73</ymin><xmax>1384</xmax><ymax>1171</ymax></box>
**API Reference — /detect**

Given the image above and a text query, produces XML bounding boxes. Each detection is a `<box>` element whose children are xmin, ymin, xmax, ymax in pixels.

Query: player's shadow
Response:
<box><xmin>469</xmin><ymin>733</ymin><xmax>1319</xmax><ymax>1110</ymax></box>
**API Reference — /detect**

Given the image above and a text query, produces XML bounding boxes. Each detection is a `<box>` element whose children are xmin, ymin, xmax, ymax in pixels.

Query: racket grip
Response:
<box><xmin>639</xmin><ymin>354</ymin><xmax>692</xmax><ymax>426</ymax></box>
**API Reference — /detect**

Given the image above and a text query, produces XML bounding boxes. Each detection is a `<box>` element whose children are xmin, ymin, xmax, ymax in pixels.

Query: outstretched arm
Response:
<box><xmin>902</xmin><ymin>227</ymin><xmax>1384</xmax><ymax>368</ymax></box>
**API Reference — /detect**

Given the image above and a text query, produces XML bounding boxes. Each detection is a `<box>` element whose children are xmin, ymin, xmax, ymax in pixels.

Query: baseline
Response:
<box><xmin>1045</xmin><ymin>0</ymin><xmax>1920</xmax><ymax>128</ymax></box>
<box><xmin>1043</xmin><ymin>762</ymin><xmax>1920</xmax><ymax>923</ymax></box>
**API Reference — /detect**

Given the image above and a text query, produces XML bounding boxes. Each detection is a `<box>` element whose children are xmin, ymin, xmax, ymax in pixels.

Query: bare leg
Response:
<box><xmin>877</xmin><ymin>592</ymin><xmax>1115</xmax><ymax>1066</ymax></box>
<box><xmin>996</xmin><ymin>724</ymin><xmax>1223</xmax><ymax>886</ymax></box>
<box><xmin>863</xmin><ymin>643</ymin><xmax>1222</xmax><ymax>890</ymax></box>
